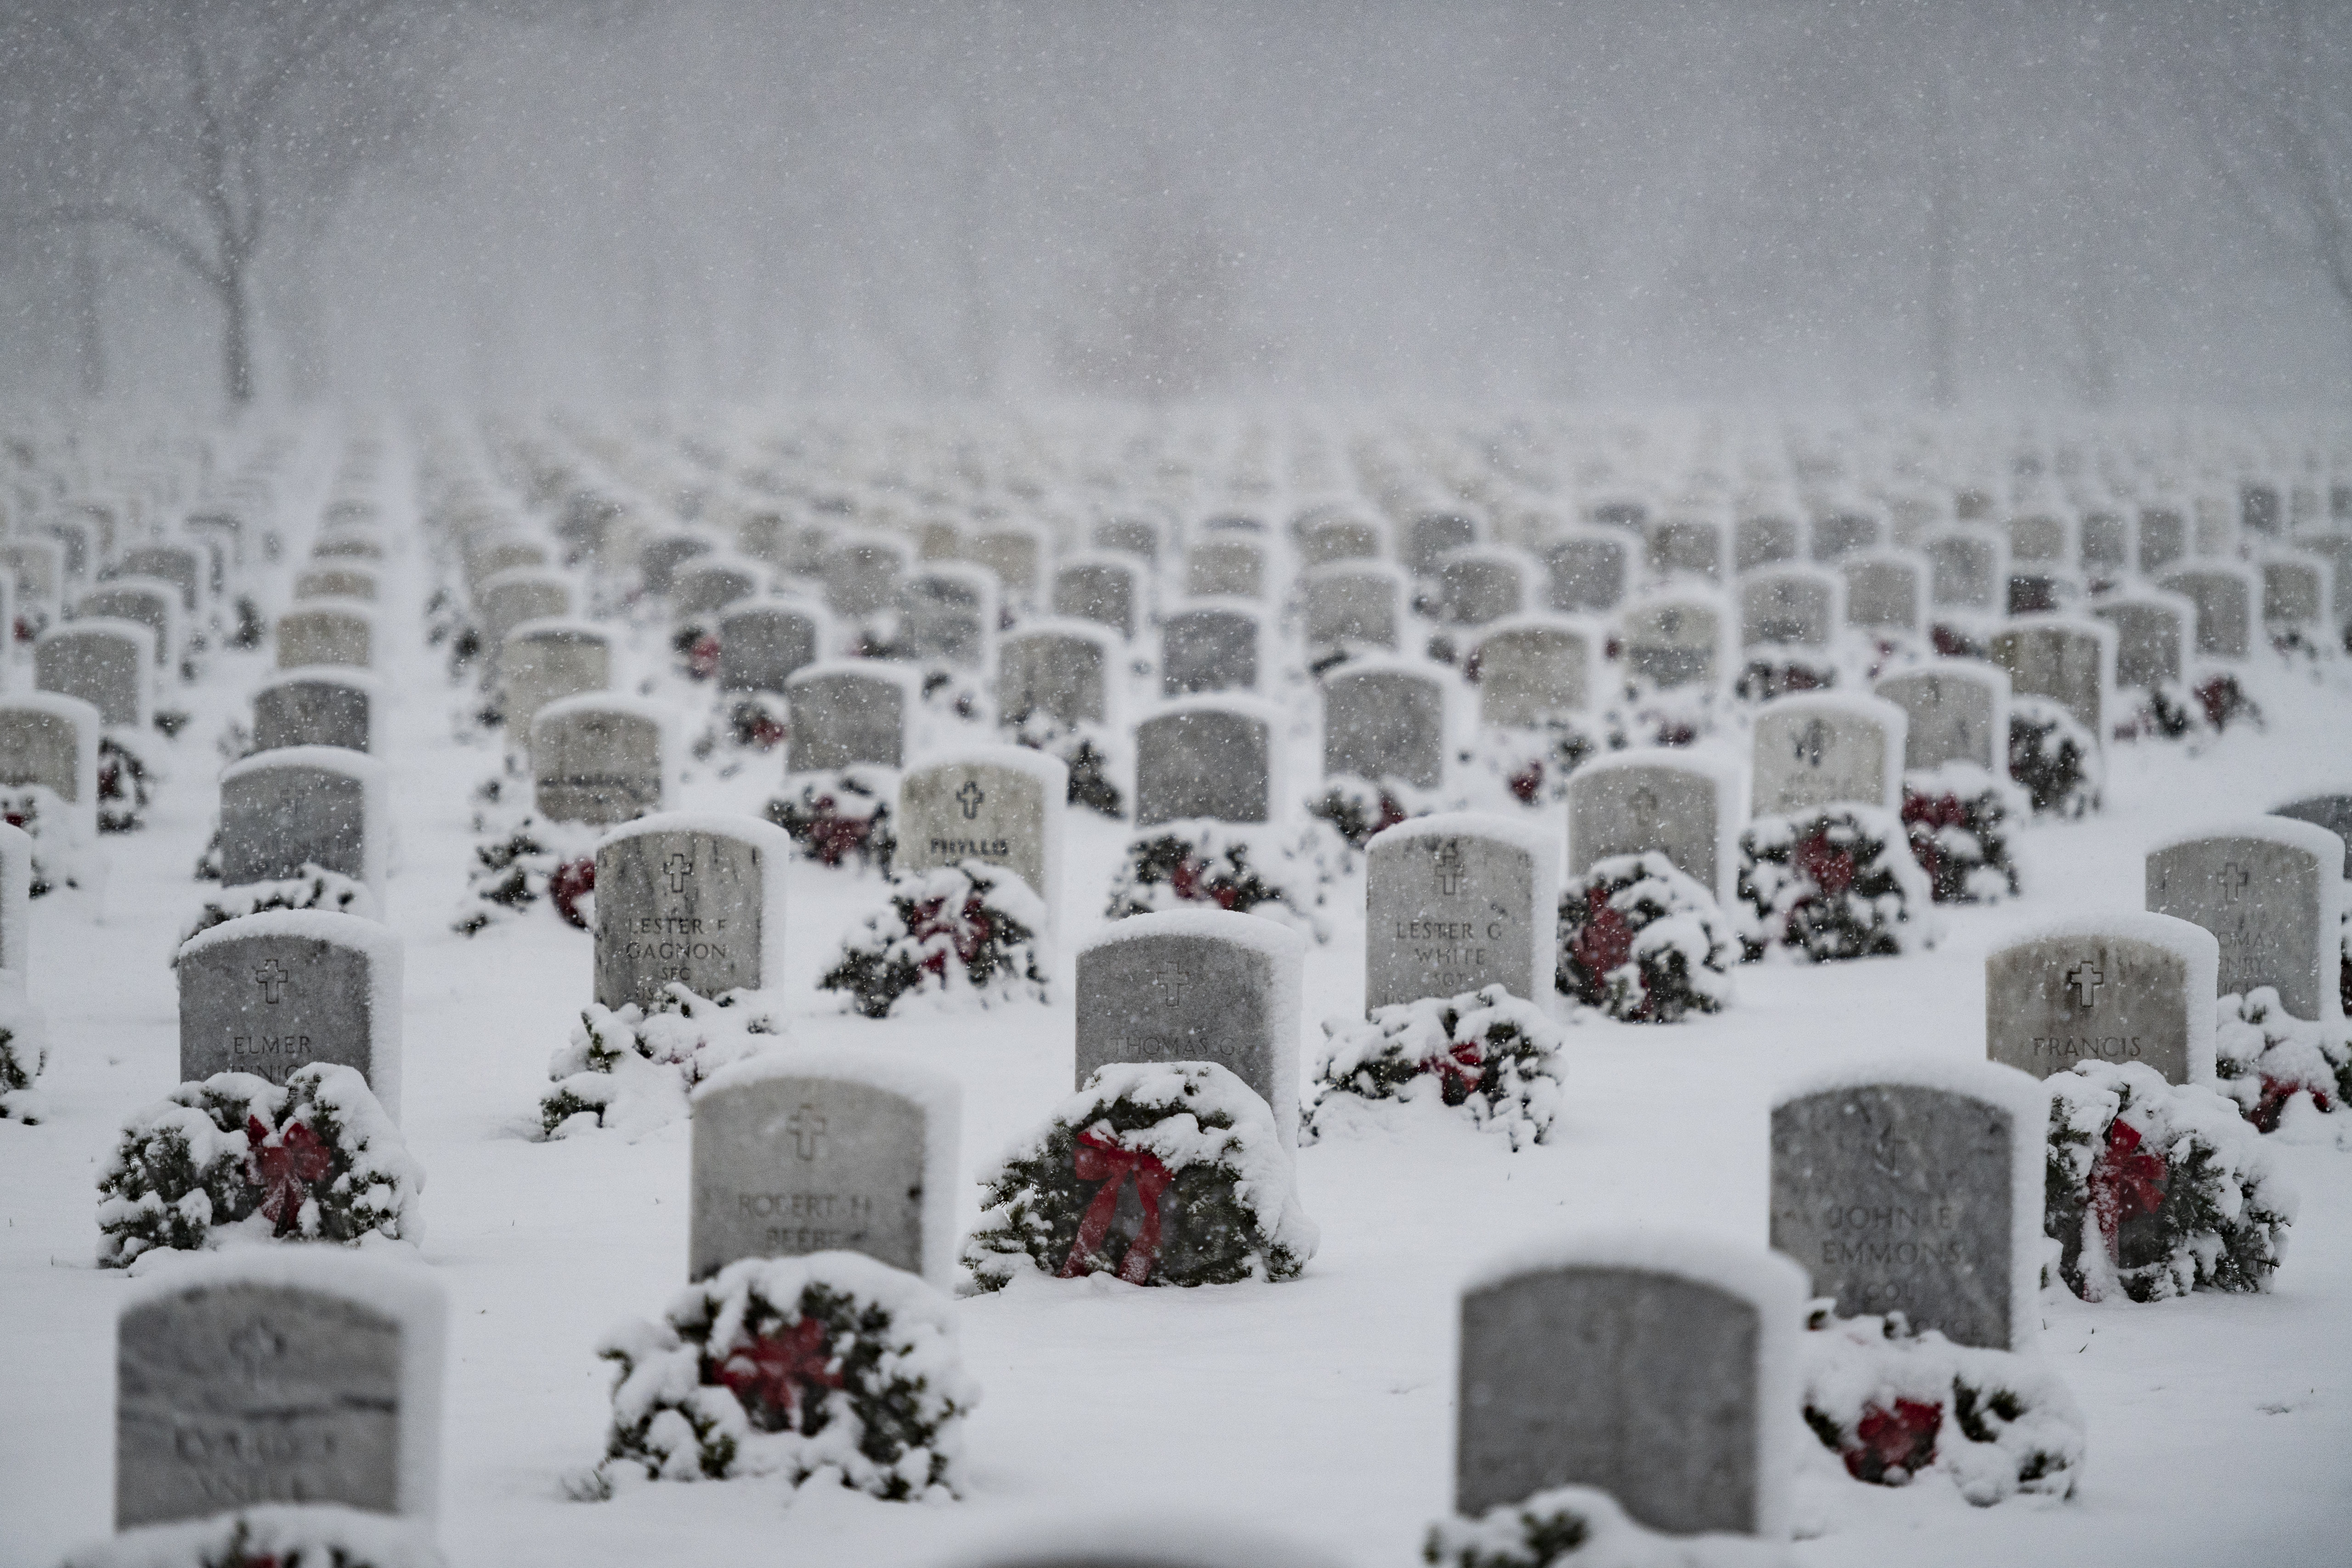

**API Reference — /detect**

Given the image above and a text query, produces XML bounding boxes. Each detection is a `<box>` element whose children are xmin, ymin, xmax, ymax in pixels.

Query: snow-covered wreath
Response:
<box><xmin>819</xmin><ymin>861</ymin><xmax>1049</xmax><ymax>1019</ymax></box>
<box><xmin>1425</xmin><ymin>1486</ymin><xmax>1780</xmax><ymax>1568</ymax></box>
<box><xmin>1900</xmin><ymin>764</ymin><xmax>2022</xmax><ymax>904</ymax></box>
<box><xmin>0</xmin><ymin>784</ymin><xmax>86</xmax><ymax>894</ymax></box>
<box><xmin>1005</xmin><ymin>712</ymin><xmax>1125</xmax><ymax>819</ymax></box>
<box><xmin>2212</xmin><ymin>987</ymin><xmax>2352</xmax><ymax>1132</ymax></box>
<box><xmin>1555</xmin><ymin>853</ymin><xmax>1736</xmax><ymax>1022</ymax></box>
<box><xmin>2007</xmin><ymin>697</ymin><xmax>2102</xmax><ymax>818</ymax></box>
<box><xmin>0</xmin><ymin>994</ymin><xmax>48</xmax><ymax>1123</ymax></box>
<box><xmin>453</xmin><ymin>812</ymin><xmax>602</xmax><ymax>934</ymax></box>
<box><xmin>185</xmin><ymin>866</ymin><xmax>375</xmax><ymax>947</ymax></box>
<box><xmin>1103</xmin><ymin>819</ymin><xmax>1334</xmax><ymax>939</ymax></box>
<box><xmin>540</xmin><ymin>985</ymin><xmax>785</xmax><ymax>1140</ymax></box>
<box><xmin>765</xmin><ymin>767</ymin><xmax>897</xmax><ymax>870</ymax></box>
<box><xmin>593</xmin><ymin>1252</ymin><xmax>978</xmax><ymax>1501</ymax></box>
<box><xmin>1735</xmin><ymin>806</ymin><xmax>1932</xmax><ymax>963</ymax></box>
<box><xmin>963</xmin><ymin>1062</ymin><xmax>1319</xmax><ymax>1290</ymax></box>
<box><xmin>1304</xmin><ymin>775</ymin><xmax>1421</xmax><ymax>850</ymax></box>
<box><xmin>98</xmin><ymin>734</ymin><xmax>157</xmax><ymax>834</ymax></box>
<box><xmin>60</xmin><ymin>1506</ymin><xmax>444</xmax><ymax>1568</ymax></box>
<box><xmin>2045</xmin><ymin>1060</ymin><xmax>2295</xmax><ymax>1303</ymax></box>
<box><xmin>1799</xmin><ymin>1311</ymin><xmax>2083</xmax><ymax>1505</ymax></box>
<box><xmin>1306</xmin><ymin>986</ymin><xmax>1565</xmax><ymax>1149</ymax></box>
<box><xmin>96</xmin><ymin>1065</ymin><xmax>423</xmax><ymax>1269</ymax></box>
<box><xmin>1461</xmin><ymin>720</ymin><xmax>1602</xmax><ymax>811</ymax></box>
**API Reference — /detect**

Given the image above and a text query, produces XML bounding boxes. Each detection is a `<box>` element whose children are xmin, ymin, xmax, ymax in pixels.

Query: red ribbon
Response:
<box><xmin>687</xmin><ymin>634</ymin><xmax>721</xmax><ymax>679</ymax></box>
<box><xmin>715</xmin><ymin>1317</ymin><xmax>842</xmax><ymax>1428</ymax></box>
<box><xmin>2087</xmin><ymin>1119</ymin><xmax>2167</xmax><ymax>1240</ymax></box>
<box><xmin>1170</xmin><ymin>856</ymin><xmax>1241</xmax><ymax>910</ymax></box>
<box><xmin>1845</xmin><ymin>1398</ymin><xmax>1942</xmax><ymax>1483</ymax></box>
<box><xmin>1794</xmin><ymin>830</ymin><xmax>1857</xmax><ymax>898</ymax></box>
<box><xmin>1425</xmin><ymin>1039</ymin><xmax>1484</xmax><ymax>1101</ymax></box>
<box><xmin>1059</xmin><ymin>1131</ymin><xmax>1173</xmax><ymax>1284</ymax></box>
<box><xmin>805</xmin><ymin>797</ymin><xmax>875</xmax><ymax>866</ymax></box>
<box><xmin>1903</xmin><ymin>792</ymin><xmax>1968</xmax><ymax>832</ymax></box>
<box><xmin>910</xmin><ymin>894</ymin><xmax>994</xmax><ymax>977</ymax></box>
<box><xmin>548</xmin><ymin>857</ymin><xmax>596</xmax><ymax>929</ymax></box>
<box><xmin>1569</xmin><ymin>900</ymin><xmax>1637</xmax><ymax>979</ymax></box>
<box><xmin>244</xmin><ymin>1116</ymin><xmax>333</xmax><ymax>1234</ymax></box>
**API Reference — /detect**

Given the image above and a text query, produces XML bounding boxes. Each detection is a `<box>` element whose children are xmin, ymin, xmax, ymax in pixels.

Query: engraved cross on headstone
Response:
<box><xmin>1796</xmin><ymin>719</ymin><xmax>1828</xmax><ymax>767</ymax></box>
<box><xmin>2066</xmin><ymin>961</ymin><xmax>2103</xmax><ymax>1008</ymax></box>
<box><xmin>1146</xmin><ymin>963</ymin><xmax>1183</xmax><ymax>994</ymax></box>
<box><xmin>2219</xmin><ymin>862</ymin><xmax>2249</xmax><ymax>902</ymax></box>
<box><xmin>664</xmin><ymin>851</ymin><xmax>692</xmax><ymax>894</ymax></box>
<box><xmin>230</xmin><ymin>1322</ymin><xmax>285</xmax><ymax>1382</ymax></box>
<box><xmin>787</xmin><ymin>1104</ymin><xmax>827</xmax><ymax>1161</ymax></box>
<box><xmin>956</xmin><ymin>781</ymin><xmax>986</xmax><ymax>820</ymax></box>
<box><xmin>1628</xmin><ymin>786</ymin><xmax>1661</xmax><ymax>820</ymax></box>
<box><xmin>1434</xmin><ymin>842</ymin><xmax>1465</xmax><ymax>895</ymax></box>
<box><xmin>253</xmin><ymin>959</ymin><xmax>289</xmax><ymax>1005</ymax></box>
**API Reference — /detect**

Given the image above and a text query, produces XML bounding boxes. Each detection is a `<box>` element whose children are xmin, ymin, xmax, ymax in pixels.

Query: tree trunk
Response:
<box><xmin>220</xmin><ymin>268</ymin><xmax>254</xmax><ymax>407</ymax></box>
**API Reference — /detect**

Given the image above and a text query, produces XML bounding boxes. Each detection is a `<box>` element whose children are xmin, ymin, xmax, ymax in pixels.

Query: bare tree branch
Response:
<box><xmin>32</xmin><ymin>202</ymin><xmax>223</xmax><ymax>291</ymax></box>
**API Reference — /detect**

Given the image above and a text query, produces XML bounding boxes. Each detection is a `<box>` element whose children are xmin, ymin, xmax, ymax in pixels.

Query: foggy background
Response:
<box><xmin>3</xmin><ymin>0</ymin><xmax>2347</xmax><ymax>412</ymax></box>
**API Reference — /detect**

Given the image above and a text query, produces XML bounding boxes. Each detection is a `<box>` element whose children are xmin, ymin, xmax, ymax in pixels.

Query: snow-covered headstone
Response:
<box><xmin>2147</xmin><ymin>819</ymin><xmax>2348</xmax><ymax>1022</ymax></box>
<box><xmin>79</xmin><ymin>580</ymin><xmax>180</xmax><ymax>667</ymax></box>
<box><xmin>219</xmin><ymin>747</ymin><xmax>388</xmax><ymax>902</ymax></box>
<box><xmin>275</xmin><ymin>601</ymin><xmax>376</xmax><ymax>671</ymax></box>
<box><xmin>178</xmin><ymin>910</ymin><xmax>406</xmax><ymax>1120</ymax></box>
<box><xmin>2273</xmin><ymin>792</ymin><xmax>2352</xmax><ymax>877</ymax></box>
<box><xmin>1984</xmin><ymin>912</ymin><xmax>2218</xmax><ymax>1085</ymax></box>
<box><xmin>2137</xmin><ymin>506</ymin><xmax>2188</xmax><ymax>574</ymax></box>
<box><xmin>1405</xmin><ymin>512</ymin><xmax>1481</xmax><ymax>576</ymax></box>
<box><xmin>294</xmin><ymin>564</ymin><xmax>379</xmax><ymax>602</ymax></box>
<box><xmin>114</xmin><ymin>1250</ymin><xmax>444</xmax><ymax>1528</ymax></box>
<box><xmin>1074</xmin><ymin>909</ymin><xmax>1305</xmax><ymax>1143</ymax></box>
<box><xmin>688</xmin><ymin>1048</ymin><xmax>959</xmax><ymax>1286</ymax></box>
<box><xmin>969</xmin><ymin>523</ymin><xmax>1046</xmax><ymax>604</ymax></box>
<box><xmin>1298</xmin><ymin>514</ymin><xmax>1384</xmax><ymax>567</ymax></box>
<box><xmin>638</xmin><ymin>531</ymin><xmax>713</xmax><ymax>594</ymax></box>
<box><xmin>1431</xmin><ymin>548</ymin><xmax>1528</xmax><ymax>625</ymax></box>
<box><xmin>898</xmin><ymin>565</ymin><xmax>996</xmax><ymax>668</ymax></box>
<box><xmin>1051</xmin><ymin>554</ymin><xmax>1139</xmax><ymax>639</ymax></box>
<box><xmin>1472</xmin><ymin>616</ymin><xmax>1595</xmax><ymax>727</ymax></box>
<box><xmin>530</xmin><ymin>695</ymin><xmax>672</xmax><ymax>827</ymax></box>
<box><xmin>821</xmin><ymin>531</ymin><xmax>909</xmax><ymax>618</ymax></box>
<box><xmin>1646</xmin><ymin>516</ymin><xmax>1727</xmax><ymax>582</ymax></box>
<box><xmin>997</xmin><ymin>622</ymin><xmax>1112</xmax><ymax>726</ymax></box>
<box><xmin>1736</xmin><ymin>512</ymin><xmax>1802</xmax><ymax>573</ymax></box>
<box><xmin>2261</xmin><ymin>557</ymin><xmax>2327</xmax><ymax>637</ymax></box>
<box><xmin>1321</xmin><ymin>659</ymin><xmax>1446</xmax><ymax>790</ymax></box>
<box><xmin>896</xmin><ymin>746</ymin><xmax>1066</xmax><ymax>911</ymax></box>
<box><xmin>37</xmin><ymin>621</ymin><xmax>153</xmax><ymax>728</ymax></box>
<box><xmin>1750</xmin><ymin>694</ymin><xmax>1905</xmax><ymax>816</ymax></box>
<box><xmin>1737</xmin><ymin>566</ymin><xmax>1841</xmax><ymax>650</ymax></box>
<box><xmin>500</xmin><ymin>619</ymin><xmax>612</xmax><ymax>742</ymax></box>
<box><xmin>717</xmin><ymin>603</ymin><xmax>825</xmax><ymax>695</ymax></box>
<box><xmin>1299</xmin><ymin>563</ymin><xmax>1403</xmax><ymax>650</ymax></box>
<box><xmin>1839</xmin><ymin>551</ymin><xmax>1926</xmax><ymax>634</ymax></box>
<box><xmin>1160</xmin><ymin>602</ymin><xmax>1262</xmax><ymax>696</ymax></box>
<box><xmin>1770</xmin><ymin>1062</ymin><xmax>2046</xmax><ymax>1350</ymax></box>
<box><xmin>1990</xmin><ymin>616</ymin><xmax>2115</xmax><ymax>743</ymax></box>
<box><xmin>1924</xmin><ymin>528</ymin><xmax>2007</xmax><ymax>611</ymax></box>
<box><xmin>1454</xmin><ymin>1231</ymin><xmax>1803</xmax><ymax>1536</ymax></box>
<box><xmin>1092</xmin><ymin>515</ymin><xmax>1162</xmax><ymax>562</ymax></box>
<box><xmin>0</xmin><ymin>692</ymin><xmax>102</xmax><ymax>843</ymax></box>
<box><xmin>1872</xmin><ymin>662</ymin><xmax>2007</xmax><ymax>773</ymax></box>
<box><xmin>786</xmin><ymin>661</ymin><xmax>913</xmax><ymax>773</ymax></box>
<box><xmin>0</xmin><ymin>538</ymin><xmax>64</xmax><ymax>611</ymax></box>
<box><xmin>1187</xmin><ymin>535</ymin><xmax>1266</xmax><ymax>599</ymax></box>
<box><xmin>593</xmin><ymin>813</ymin><xmax>790</xmax><ymax>1010</ymax></box>
<box><xmin>672</xmin><ymin>557</ymin><xmax>761</xmax><ymax>620</ymax></box>
<box><xmin>1617</xmin><ymin>592</ymin><xmax>1725</xmax><ymax>689</ymax></box>
<box><xmin>1564</xmin><ymin>750</ymin><xmax>1741</xmax><ymax>907</ymax></box>
<box><xmin>1134</xmin><ymin>700</ymin><xmax>1276</xmax><ymax>826</ymax></box>
<box><xmin>1540</xmin><ymin>530</ymin><xmax>1629</xmax><ymax>614</ymax></box>
<box><xmin>2156</xmin><ymin>565</ymin><xmax>2256</xmax><ymax>659</ymax></box>
<box><xmin>1364</xmin><ymin>814</ymin><xmax>1559</xmax><ymax>1013</ymax></box>
<box><xmin>2089</xmin><ymin>592</ymin><xmax>2193</xmax><ymax>691</ymax></box>
<box><xmin>1813</xmin><ymin>509</ymin><xmax>1884</xmax><ymax>561</ymax></box>
<box><xmin>475</xmin><ymin>567</ymin><xmax>573</xmax><ymax>649</ymax></box>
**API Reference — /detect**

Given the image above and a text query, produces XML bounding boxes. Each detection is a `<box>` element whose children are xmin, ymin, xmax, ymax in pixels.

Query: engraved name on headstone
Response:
<box><xmin>2147</xmin><ymin>820</ymin><xmax>2346</xmax><ymax>1021</ymax></box>
<box><xmin>594</xmin><ymin>815</ymin><xmax>788</xmax><ymax>1009</ymax></box>
<box><xmin>178</xmin><ymin>910</ymin><xmax>405</xmax><ymax>1118</ymax></box>
<box><xmin>1985</xmin><ymin>912</ymin><xmax>2217</xmax><ymax>1084</ymax></box>
<box><xmin>1364</xmin><ymin>814</ymin><xmax>1559</xmax><ymax>1012</ymax></box>
<box><xmin>897</xmin><ymin>747</ymin><xmax>1066</xmax><ymax>909</ymax></box>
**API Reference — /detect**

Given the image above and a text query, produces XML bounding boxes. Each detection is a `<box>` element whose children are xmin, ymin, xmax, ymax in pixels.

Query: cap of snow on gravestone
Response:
<box><xmin>1564</xmin><ymin>749</ymin><xmax>1742</xmax><ymax>908</ymax></box>
<box><xmin>997</xmin><ymin>620</ymin><xmax>1113</xmax><ymax>727</ymax></box>
<box><xmin>0</xmin><ymin>692</ymin><xmax>102</xmax><ymax>843</ymax></box>
<box><xmin>531</xmin><ymin>695</ymin><xmax>673</xmax><ymax>827</ymax></box>
<box><xmin>38</xmin><ymin>620</ymin><xmax>153</xmax><ymax>728</ymax></box>
<box><xmin>1749</xmin><ymin>694</ymin><xmax>1905</xmax><ymax>816</ymax></box>
<box><xmin>1770</xmin><ymin>1061</ymin><xmax>2046</xmax><ymax>1351</ymax></box>
<box><xmin>252</xmin><ymin>668</ymin><xmax>382</xmax><ymax>755</ymax></box>
<box><xmin>1133</xmin><ymin>698</ymin><xmax>1278</xmax><ymax>827</ymax></box>
<box><xmin>2156</xmin><ymin>565</ymin><xmax>2256</xmax><ymax>660</ymax></box>
<box><xmin>2146</xmin><ymin>818</ymin><xmax>2348</xmax><ymax>1024</ymax></box>
<box><xmin>1541</xmin><ymin>530</ymin><xmax>1629</xmax><ymax>615</ymax></box>
<box><xmin>2089</xmin><ymin>592</ymin><xmax>2194</xmax><ymax>692</ymax></box>
<box><xmin>1454</xmin><ymin>1230</ymin><xmax>1803</xmax><ymax>1537</ymax></box>
<box><xmin>1990</xmin><ymin>615</ymin><xmax>2115</xmax><ymax>743</ymax></box>
<box><xmin>1617</xmin><ymin>593</ymin><xmax>1725</xmax><ymax>689</ymax></box>
<box><xmin>1160</xmin><ymin>602</ymin><xmax>1262</xmax><ymax>696</ymax></box>
<box><xmin>177</xmin><ymin>909</ymin><xmax>406</xmax><ymax>1119</ymax></box>
<box><xmin>718</xmin><ymin>601</ymin><xmax>826</xmax><ymax>695</ymax></box>
<box><xmin>218</xmin><ymin>747</ymin><xmax>390</xmax><ymax>904</ymax></box>
<box><xmin>1299</xmin><ymin>562</ymin><xmax>1404</xmax><ymax>650</ymax></box>
<box><xmin>475</xmin><ymin>568</ymin><xmax>574</xmax><ymax>650</ymax></box>
<box><xmin>1472</xmin><ymin>616</ymin><xmax>1596</xmax><ymax>728</ymax></box>
<box><xmin>1364</xmin><ymin>814</ymin><xmax>1560</xmax><ymax>1014</ymax></box>
<box><xmin>1984</xmin><ymin>912</ymin><xmax>2217</xmax><ymax>1085</ymax></box>
<box><xmin>689</xmin><ymin>1047</ymin><xmax>960</xmax><ymax>1287</ymax></box>
<box><xmin>786</xmin><ymin>661</ymin><xmax>915</xmax><ymax>773</ymax></box>
<box><xmin>115</xmin><ymin>1251</ymin><xmax>444</xmax><ymax>1528</ymax></box>
<box><xmin>1872</xmin><ymin>662</ymin><xmax>2008</xmax><ymax>774</ymax></box>
<box><xmin>1074</xmin><ymin>910</ymin><xmax>1305</xmax><ymax>1145</ymax></box>
<box><xmin>1320</xmin><ymin>657</ymin><xmax>1447</xmax><ymax>791</ymax></box>
<box><xmin>1051</xmin><ymin>553</ymin><xmax>1139</xmax><ymax>640</ymax></box>
<box><xmin>2272</xmin><ymin>792</ymin><xmax>2352</xmax><ymax>878</ymax></box>
<box><xmin>274</xmin><ymin>600</ymin><xmax>377</xmax><ymax>671</ymax></box>
<box><xmin>79</xmin><ymin>578</ymin><xmax>181</xmax><ymax>665</ymax></box>
<box><xmin>897</xmin><ymin>746</ymin><xmax>1067</xmax><ymax>914</ymax></box>
<box><xmin>594</xmin><ymin>813</ymin><xmax>790</xmax><ymax>1011</ymax></box>
<box><xmin>499</xmin><ymin>619</ymin><xmax>612</xmax><ymax>742</ymax></box>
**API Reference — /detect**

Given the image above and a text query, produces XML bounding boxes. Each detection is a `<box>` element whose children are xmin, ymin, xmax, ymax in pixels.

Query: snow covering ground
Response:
<box><xmin>5</xmin><ymin>447</ymin><xmax>2352</xmax><ymax>1568</ymax></box>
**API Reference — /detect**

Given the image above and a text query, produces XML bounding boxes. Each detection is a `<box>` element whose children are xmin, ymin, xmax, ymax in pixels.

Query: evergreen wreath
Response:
<box><xmin>96</xmin><ymin>1065</ymin><xmax>424</xmax><ymax>1269</ymax></box>
<box><xmin>1424</xmin><ymin>1485</ymin><xmax>1769</xmax><ymax>1568</ymax></box>
<box><xmin>540</xmin><ymin>984</ymin><xmax>784</xmax><ymax>1139</ymax></box>
<box><xmin>2045</xmin><ymin>1060</ymin><xmax>2295</xmax><ymax>1303</ymax></box>
<box><xmin>1555</xmin><ymin>852</ymin><xmax>1736</xmax><ymax>1023</ymax></box>
<box><xmin>1304</xmin><ymin>774</ymin><xmax>1413</xmax><ymax>849</ymax></box>
<box><xmin>726</xmin><ymin>694</ymin><xmax>788</xmax><ymax>752</ymax></box>
<box><xmin>594</xmin><ymin>1252</ymin><xmax>978</xmax><ymax>1500</ymax></box>
<box><xmin>963</xmin><ymin>1061</ymin><xmax>1319</xmax><ymax>1291</ymax></box>
<box><xmin>1735</xmin><ymin>806</ymin><xmax>1931</xmax><ymax>963</ymax></box>
<box><xmin>2212</xmin><ymin>987</ymin><xmax>2352</xmax><ymax>1132</ymax></box>
<box><xmin>452</xmin><ymin>813</ymin><xmax>601</xmax><ymax>934</ymax></box>
<box><xmin>765</xmin><ymin>768</ymin><xmax>897</xmax><ymax>870</ymax></box>
<box><xmin>1900</xmin><ymin>764</ymin><xmax>2022</xmax><ymax>904</ymax></box>
<box><xmin>0</xmin><ymin>1006</ymin><xmax>48</xmax><ymax>1123</ymax></box>
<box><xmin>1005</xmin><ymin>712</ymin><xmax>1125</xmax><ymax>818</ymax></box>
<box><xmin>819</xmin><ymin>861</ymin><xmax>1049</xmax><ymax>1019</ymax></box>
<box><xmin>98</xmin><ymin>735</ymin><xmax>155</xmax><ymax>834</ymax></box>
<box><xmin>1799</xmin><ymin>1311</ymin><xmax>2083</xmax><ymax>1505</ymax></box>
<box><xmin>1306</xmin><ymin>986</ymin><xmax>1566</xmax><ymax>1150</ymax></box>
<box><xmin>2007</xmin><ymin>696</ymin><xmax>2101</xmax><ymax>818</ymax></box>
<box><xmin>1104</xmin><ymin>820</ymin><xmax>1333</xmax><ymax>939</ymax></box>
<box><xmin>1470</xmin><ymin>719</ymin><xmax>1601</xmax><ymax>810</ymax></box>
<box><xmin>0</xmin><ymin>783</ymin><xmax>79</xmax><ymax>894</ymax></box>
<box><xmin>60</xmin><ymin>1505</ymin><xmax>446</xmax><ymax>1568</ymax></box>
<box><xmin>183</xmin><ymin>867</ymin><xmax>374</xmax><ymax>948</ymax></box>
<box><xmin>1733</xmin><ymin>653</ymin><xmax>1838</xmax><ymax>703</ymax></box>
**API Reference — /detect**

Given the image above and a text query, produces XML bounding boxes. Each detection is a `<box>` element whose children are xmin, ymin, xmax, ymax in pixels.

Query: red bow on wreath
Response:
<box><xmin>1170</xmin><ymin>855</ymin><xmax>1242</xmax><ymax>910</ymax></box>
<box><xmin>1060</xmin><ymin>1131</ymin><xmax>1173</xmax><ymax>1285</ymax></box>
<box><xmin>909</xmin><ymin>894</ymin><xmax>993</xmax><ymax>977</ymax></box>
<box><xmin>1903</xmin><ymin>792</ymin><xmax>1968</xmax><ymax>832</ymax></box>
<box><xmin>1794</xmin><ymin>830</ymin><xmax>1858</xmax><ymax>898</ymax></box>
<box><xmin>715</xmin><ymin>1317</ymin><xmax>842</xmax><ymax>1428</ymax></box>
<box><xmin>244</xmin><ymin>1115</ymin><xmax>332</xmax><ymax>1234</ymax></box>
<box><xmin>1425</xmin><ymin>1040</ymin><xmax>1485</xmax><ymax>1102</ymax></box>
<box><xmin>1844</xmin><ymin>1397</ymin><xmax>1942</xmax><ymax>1483</ymax></box>
<box><xmin>2087</xmin><ymin>1118</ymin><xmax>2167</xmax><ymax>1240</ymax></box>
<box><xmin>1568</xmin><ymin>900</ymin><xmax>1637</xmax><ymax>979</ymax></box>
